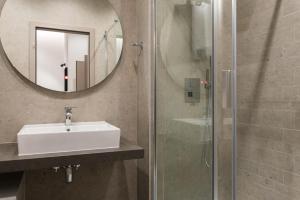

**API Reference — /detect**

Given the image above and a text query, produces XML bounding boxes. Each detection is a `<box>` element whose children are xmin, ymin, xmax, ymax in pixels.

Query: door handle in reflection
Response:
<box><xmin>222</xmin><ymin>69</ymin><xmax>232</xmax><ymax>109</ymax></box>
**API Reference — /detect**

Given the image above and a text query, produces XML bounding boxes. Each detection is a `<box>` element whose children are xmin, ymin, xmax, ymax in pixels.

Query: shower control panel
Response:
<box><xmin>185</xmin><ymin>78</ymin><xmax>200</xmax><ymax>103</ymax></box>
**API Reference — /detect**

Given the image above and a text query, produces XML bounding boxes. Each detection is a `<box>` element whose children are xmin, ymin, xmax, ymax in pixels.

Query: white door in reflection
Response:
<box><xmin>36</xmin><ymin>29</ymin><xmax>89</xmax><ymax>92</ymax></box>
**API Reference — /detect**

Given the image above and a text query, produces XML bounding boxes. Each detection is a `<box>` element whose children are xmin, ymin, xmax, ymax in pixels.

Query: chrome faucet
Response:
<box><xmin>64</xmin><ymin>106</ymin><xmax>75</xmax><ymax>131</ymax></box>
<box><xmin>52</xmin><ymin>164</ymin><xmax>80</xmax><ymax>183</ymax></box>
<box><xmin>64</xmin><ymin>164</ymin><xmax>80</xmax><ymax>183</ymax></box>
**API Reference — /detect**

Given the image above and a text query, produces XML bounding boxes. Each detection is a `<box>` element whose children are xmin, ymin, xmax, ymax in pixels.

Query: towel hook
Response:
<box><xmin>132</xmin><ymin>41</ymin><xmax>144</xmax><ymax>56</ymax></box>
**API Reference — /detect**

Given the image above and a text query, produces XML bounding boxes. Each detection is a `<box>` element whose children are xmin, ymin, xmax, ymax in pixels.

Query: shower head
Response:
<box><xmin>103</xmin><ymin>19</ymin><xmax>120</xmax><ymax>39</ymax></box>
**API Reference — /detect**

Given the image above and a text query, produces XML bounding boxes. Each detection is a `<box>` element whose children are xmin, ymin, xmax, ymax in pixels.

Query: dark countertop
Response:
<box><xmin>0</xmin><ymin>140</ymin><xmax>144</xmax><ymax>173</ymax></box>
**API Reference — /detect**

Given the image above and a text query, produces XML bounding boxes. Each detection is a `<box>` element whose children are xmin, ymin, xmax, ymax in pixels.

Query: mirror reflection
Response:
<box><xmin>36</xmin><ymin>28</ymin><xmax>90</xmax><ymax>92</ymax></box>
<box><xmin>0</xmin><ymin>0</ymin><xmax>123</xmax><ymax>92</ymax></box>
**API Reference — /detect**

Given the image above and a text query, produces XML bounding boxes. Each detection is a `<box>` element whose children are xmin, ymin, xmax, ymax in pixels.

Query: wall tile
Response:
<box><xmin>238</xmin><ymin>0</ymin><xmax>300</xmax><ymax>199</ymax></box>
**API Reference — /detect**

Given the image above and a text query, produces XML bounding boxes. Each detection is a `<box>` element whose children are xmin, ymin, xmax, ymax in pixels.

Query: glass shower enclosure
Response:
<box><xmin>154</xmin><ymin>0</ymin><xmax>236</xmax><ymax>199</ymax></box>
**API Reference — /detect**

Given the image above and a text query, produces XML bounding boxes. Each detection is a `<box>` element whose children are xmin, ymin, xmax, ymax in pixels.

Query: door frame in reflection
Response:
<box><xmin>29</xmin><ymin>22</ymin><xmax>96</xmax><ymax>91</ymax></box>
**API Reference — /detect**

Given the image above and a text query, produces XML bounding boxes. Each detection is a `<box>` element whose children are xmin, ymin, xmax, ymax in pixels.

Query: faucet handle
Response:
<box><xmin>64</xmin><ymin>106</ymin><xmax>77</xmax><ymax>113</ymax></box>
<box><xmin>52</xmin><ymin>166</ymin><xmax>60</xmax><ymax>173</ymax></box>
<box><xmin>74</xmin><ymin>164</ymin><xmax>81</xmax><ymax>171</ymax></box>
<box><xmin>65</xmin><ymin>106</ymin><xmax>77</xmax><ymax>109</ymax></box>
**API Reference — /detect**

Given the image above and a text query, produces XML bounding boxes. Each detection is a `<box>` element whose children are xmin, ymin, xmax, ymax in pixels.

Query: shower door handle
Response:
<box><xmin>222</xmin><ymin>69</ymin><xmax>232</xmax><ymax>109</ymax></box>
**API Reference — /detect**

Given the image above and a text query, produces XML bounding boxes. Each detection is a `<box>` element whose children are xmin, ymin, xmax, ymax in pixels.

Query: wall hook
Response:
<box><xmin>132</xmin><ymin>41</ymin><xmax>144</xmax><ymax>56</ymax></box>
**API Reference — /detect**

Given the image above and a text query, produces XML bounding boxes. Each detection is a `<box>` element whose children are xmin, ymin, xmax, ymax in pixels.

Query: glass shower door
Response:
<box><xmin>154</xmin><ymin>0</ymin><xmax>237</xmax><ymax>200</ymax></box>
<box><xmin>155</xmin><ymin>0</ymin><xmax>213</xmax><ymax>200</ymax></box>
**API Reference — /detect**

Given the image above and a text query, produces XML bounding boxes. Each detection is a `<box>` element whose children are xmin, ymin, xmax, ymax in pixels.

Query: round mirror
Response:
<box><xmin>0</xmin><ymin>0</ymin><xmax>123</xmax><ymax>92</ymax></box>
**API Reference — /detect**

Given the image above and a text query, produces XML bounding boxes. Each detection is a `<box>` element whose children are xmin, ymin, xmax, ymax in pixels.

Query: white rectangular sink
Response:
<box><xmin>17</xmin><ymin>121</ymin><xmax>120</xmax><ymax>156</ymax></box>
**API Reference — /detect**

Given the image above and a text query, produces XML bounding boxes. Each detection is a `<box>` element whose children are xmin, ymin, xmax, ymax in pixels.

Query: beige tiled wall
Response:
<box><xmin>0</xmin><ymin>0</ymin><xmax>140</xmax><ymax>200</ymax></box>
<box><xmin>237</xmin><ymin>0</ymin><xmax>300</xmax><ymax>199</ymax></box>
